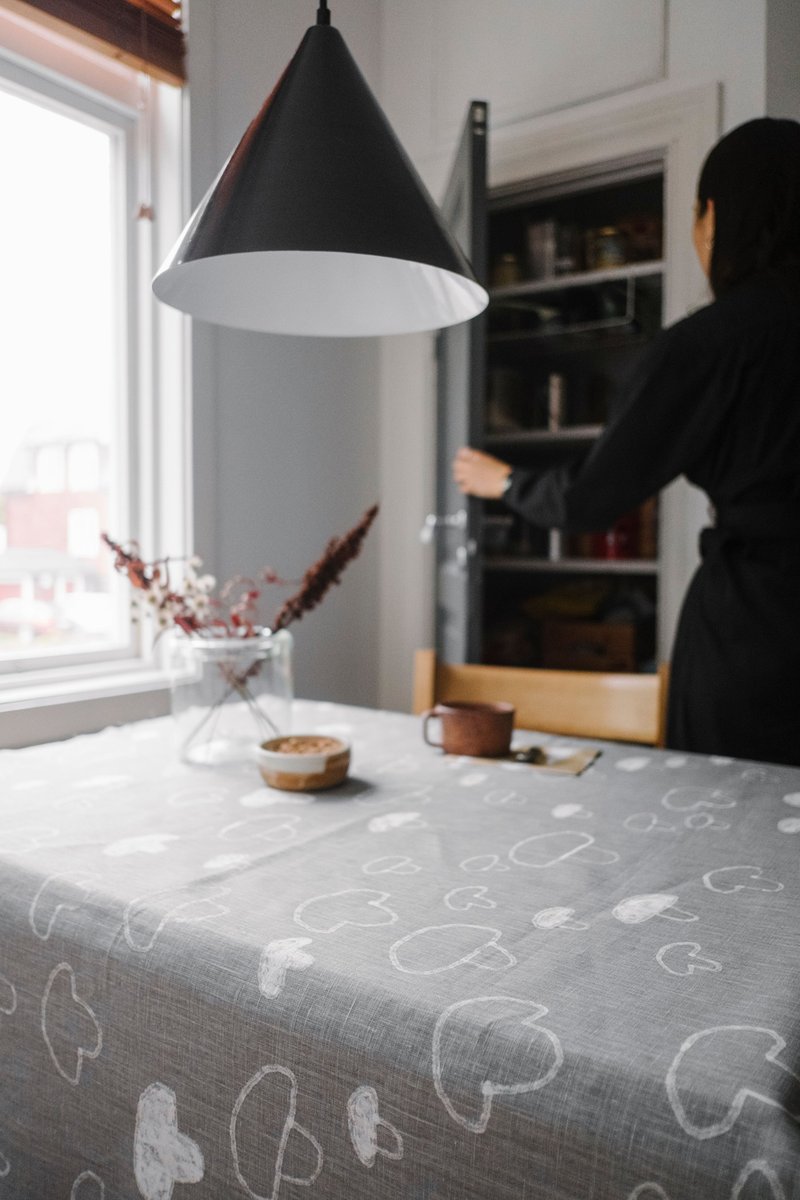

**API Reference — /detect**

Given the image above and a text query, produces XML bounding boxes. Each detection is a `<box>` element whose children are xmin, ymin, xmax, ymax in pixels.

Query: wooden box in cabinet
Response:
<box><xmin>541</xmin><ymin>620</ymin><xmax>637</xmax><ymax>672</ymax></box>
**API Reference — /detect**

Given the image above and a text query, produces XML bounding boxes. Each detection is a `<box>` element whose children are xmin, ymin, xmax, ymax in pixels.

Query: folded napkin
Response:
<box><xmin>450</xmin><ymin>746</ymin><xmax>600</xmax><ymax>776</ymax></box>
<box><xmin>526</xmin><ymin>747</ymin><xmax>600</xmax><ymax>775</ymax></box>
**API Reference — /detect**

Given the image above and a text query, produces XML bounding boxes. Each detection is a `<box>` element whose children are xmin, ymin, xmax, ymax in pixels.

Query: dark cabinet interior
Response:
<box><xmin>476</xmin><ymin>158</ymin><xmax>665</xmax><ymax>673</ymax></box>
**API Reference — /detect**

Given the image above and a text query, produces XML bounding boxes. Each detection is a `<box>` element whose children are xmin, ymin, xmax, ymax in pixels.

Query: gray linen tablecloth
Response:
<box><xmin>0</xmin><ymin>699</ymin><xmax>798</xmax><ymax>1199</ymax></box>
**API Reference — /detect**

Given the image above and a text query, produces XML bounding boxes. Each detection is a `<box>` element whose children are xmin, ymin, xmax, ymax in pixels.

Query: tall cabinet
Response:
<box><xmin>428</xmin><ymin>84</ymin><xmax>719</xmax><ymax>675</ymax></box>
<box><xmin>434</xmin><ymin>101</ymin><xmax>669</xmax><ymax>674</ymax></box>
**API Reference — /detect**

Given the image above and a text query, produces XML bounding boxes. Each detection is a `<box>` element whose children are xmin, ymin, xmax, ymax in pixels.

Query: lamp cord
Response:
<box><xmin>316</xmin><ymin>0</ymin><xmax>331</xmax><ymax>24</ymax></box>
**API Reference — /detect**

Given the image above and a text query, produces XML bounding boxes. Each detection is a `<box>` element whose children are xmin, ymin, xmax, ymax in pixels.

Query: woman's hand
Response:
<box><xmin>452</xmin><ymin>447</ymin><xmax>512</xmax><ymax>499</ymax></box>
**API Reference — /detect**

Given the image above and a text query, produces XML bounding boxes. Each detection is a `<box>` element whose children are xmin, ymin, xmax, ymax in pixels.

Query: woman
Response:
<box><xmin>453</xmin><ymin>117</ymin><xmax>800</xmax><ymax>766</ymax></box>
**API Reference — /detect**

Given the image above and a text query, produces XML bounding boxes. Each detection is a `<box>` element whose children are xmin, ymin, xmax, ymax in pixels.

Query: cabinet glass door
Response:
<box><xmin>433</xmin><ymin>100</ymin><xmax>487</xmax><ymax>664</ymax></box>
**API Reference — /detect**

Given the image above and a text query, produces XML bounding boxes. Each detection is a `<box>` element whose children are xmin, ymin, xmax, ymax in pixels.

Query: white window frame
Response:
<box><xmin>0</xmin><ymin>13</ymin><xmax>190</xmax><ymax>747</ymax></box>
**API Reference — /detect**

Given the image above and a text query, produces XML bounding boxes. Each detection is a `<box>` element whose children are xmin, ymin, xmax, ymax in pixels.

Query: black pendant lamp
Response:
<box><xmin>153</xmin><ymin>1</ymin><xmax>488</xmax><ymax>337</ymax></box>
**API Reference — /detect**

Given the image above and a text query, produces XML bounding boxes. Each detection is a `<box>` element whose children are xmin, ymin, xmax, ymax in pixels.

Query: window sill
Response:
<box><xmin>0</xmin><ymin>663</ymin><xmax>171</xmax><ymax>748</ymax></box>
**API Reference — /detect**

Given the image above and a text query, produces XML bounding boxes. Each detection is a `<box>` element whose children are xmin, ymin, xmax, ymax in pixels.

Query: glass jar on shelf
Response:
<box><xmin>586</xmin><ymin>226</ymin><xmax>626</xmax><ymax>270</ymax></box>
<box><xmin>491</xmin><ymin>252</ymin><xmax>523</xmax><ymax>287</ymax></box>
<box><xmin>618</xmin><ymin>214</ymin><xmax>663</xmax><ymax>262</ymax></box>
<box><xmin>525</xmin><ymin>219</ymin><xmax>557</xmax><ymax>279</ymax></box>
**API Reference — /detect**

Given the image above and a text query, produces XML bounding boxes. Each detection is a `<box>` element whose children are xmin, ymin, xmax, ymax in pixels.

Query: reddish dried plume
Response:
<box><xmin>101</xmin><ymin>533</ymin><xmax>149</xmax><ymax>588</ymax></box>
<box><xmin>103</xmin><ymin>505</ymin><xmax>378</xmax><ymax>639</ymax></box>
<box><xmin>272</xmin><ymin>504</ymin><xmax>379</xmax><ymax>632</ymax></box>
<box><xmin>100</xmin><ymin>532</ymin><xmax>201</xmax><ymax>633</ymax></box>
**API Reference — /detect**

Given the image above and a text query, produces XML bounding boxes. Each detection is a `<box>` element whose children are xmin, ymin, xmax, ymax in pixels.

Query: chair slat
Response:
<box><xmin>413</xmin><ymin>651</ymin><xmax>669</xmax><ymax>747</ymax></box>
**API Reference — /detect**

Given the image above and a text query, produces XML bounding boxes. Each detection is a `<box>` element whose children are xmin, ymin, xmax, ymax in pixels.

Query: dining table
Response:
<box><xmin>0</xmin><ymin>697</ymin><xmax>798</xmax><ymax>1200</ymax></box>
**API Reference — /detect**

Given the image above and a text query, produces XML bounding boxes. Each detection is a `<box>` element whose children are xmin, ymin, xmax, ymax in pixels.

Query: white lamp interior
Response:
<box><xmin>153</xmin><ymin>250</ymin><xmax>488</xmax><ymax>336</ymax></box>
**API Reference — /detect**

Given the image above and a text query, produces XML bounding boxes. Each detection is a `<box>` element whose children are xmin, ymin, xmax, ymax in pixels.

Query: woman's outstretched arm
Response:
<box><xmin>453</xmin><ymin>307</ymin><xmax>733</xmax><ymax>532</ymax></box>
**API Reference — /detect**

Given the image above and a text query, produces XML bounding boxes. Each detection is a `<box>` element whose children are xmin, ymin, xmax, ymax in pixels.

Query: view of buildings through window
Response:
<box><xmin>0</xmin><ymin>80</ymin><xmax>126</xmax><ymax>659</ymax></box>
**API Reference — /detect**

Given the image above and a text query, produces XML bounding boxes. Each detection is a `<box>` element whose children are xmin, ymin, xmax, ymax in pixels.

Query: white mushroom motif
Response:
<box><xmin>612</xmin><ymin>894</ymin><xmax>698</xmax><ymax>925</ymax></box>
<box><xmin>531</xmin><ymin>907</ymin><xmax>588</xmax><ymax>931</ymax></box>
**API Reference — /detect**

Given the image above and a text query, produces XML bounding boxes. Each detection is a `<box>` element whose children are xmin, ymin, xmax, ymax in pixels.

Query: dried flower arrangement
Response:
<box><xmin>102</xmin><ymin>505</ymin><xmax>379</xmax><ymax>757</ymax></box>
<box><xmin>101</xmin><ymin>503</ymin><xmax>379</xmax><ymax>641</ymax></box>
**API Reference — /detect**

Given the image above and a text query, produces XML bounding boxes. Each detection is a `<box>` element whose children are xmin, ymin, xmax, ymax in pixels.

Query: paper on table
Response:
<box><xmin>529</xmin><ymin>747</ymin><xmax>601</xmax><ymax>775</ymax></box>
<box><xmin>448</xmin><ymin>747</ymin><xmax>601</xmax><ymax>776</ymax></box>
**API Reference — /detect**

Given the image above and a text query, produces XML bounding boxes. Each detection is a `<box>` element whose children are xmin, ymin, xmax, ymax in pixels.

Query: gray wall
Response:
<box><xmin>766</xmin><ymin>0</ymin><xmax>800</xmax><ymax>119</ymax></box>
<box><xmin>188</xmin><ymin>0</ymin><xmax>383</xmax><ymax>707</ymax></box>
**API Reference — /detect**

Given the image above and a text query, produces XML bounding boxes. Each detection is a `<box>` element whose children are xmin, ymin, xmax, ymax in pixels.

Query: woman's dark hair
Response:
<box><xmin>697</xmin><ymin>117</ymin><xmax>800</xmax><ymax>296</ymax></box>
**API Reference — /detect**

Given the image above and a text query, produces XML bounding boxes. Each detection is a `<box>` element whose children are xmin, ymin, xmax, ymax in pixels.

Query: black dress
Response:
<box><xmin>503</xmin><ymin>272</ymin><xmax>800</xmax><ymax>765</ymax></box>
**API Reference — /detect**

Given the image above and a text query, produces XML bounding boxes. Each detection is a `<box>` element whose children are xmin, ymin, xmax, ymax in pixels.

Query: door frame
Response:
<box><xmin>434</xmin><ymin>99</ymin><xmax>488</xmax><ymax>664</ymax></box>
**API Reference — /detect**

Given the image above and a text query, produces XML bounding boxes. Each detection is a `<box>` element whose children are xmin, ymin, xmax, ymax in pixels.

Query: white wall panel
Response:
<box><xmin>668</xmin><ymin>0</ymin><xmax>767</xmax><ymax>130</ymax></box>
<box><xmin>766</xmin><ymin>0</ymin><xmax>800</xmax><ymax>119</ymax></box>
<box><xmin>432</xmin><ymin>0</ymin><xmax>665</xmax><ymax>142</ymax></box>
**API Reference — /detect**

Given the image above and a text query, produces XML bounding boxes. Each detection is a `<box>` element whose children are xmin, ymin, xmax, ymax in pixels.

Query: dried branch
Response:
<box><xmin>101</xmin><ymin>532</ymin><xmax>204</xmax><ymax>635</ymax></box>
<box><xmin>104</xmin><ymin>507</ymin><xmax>378</xmax><ymax>640</ymax></box>
<box><xmin>271</xmin><ymin>504</ymin><xmax>379</xmax><ymax>632</ymax></box>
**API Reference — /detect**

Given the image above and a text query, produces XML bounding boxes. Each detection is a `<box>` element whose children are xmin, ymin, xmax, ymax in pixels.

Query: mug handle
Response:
<box><xmin>421</xmin><ymin>706</ymin><xmax>446</xmax><ymax>748</ymax></box>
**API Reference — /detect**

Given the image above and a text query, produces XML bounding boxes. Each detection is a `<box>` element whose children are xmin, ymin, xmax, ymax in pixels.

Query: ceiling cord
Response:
<box><xmin>316</xmin><ymin>0</ymin><xmax>331</xmax><ymax>25</ymax></box>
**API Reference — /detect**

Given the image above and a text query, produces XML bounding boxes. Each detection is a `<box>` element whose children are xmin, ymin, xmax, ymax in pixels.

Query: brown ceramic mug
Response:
<box><xmin>421</xmin><ymin>701</ymin><xmax>515</xmax><ymax>757</ymax></box>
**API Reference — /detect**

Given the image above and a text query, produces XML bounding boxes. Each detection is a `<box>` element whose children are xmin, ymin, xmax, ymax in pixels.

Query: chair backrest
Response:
<box><xmin>413</xmin><ymin>649</ymin><xmax>669</xmax><ymax>747</ymax></box>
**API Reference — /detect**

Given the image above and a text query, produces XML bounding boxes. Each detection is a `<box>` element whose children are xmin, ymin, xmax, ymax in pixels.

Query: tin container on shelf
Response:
<box><xmin>547</xmin><ymin>373</ymin><xmax>566</xmax><ymax>431</ymax></box>
<box><xmin>554</xmin><ymin>223</ymin><xmax>581</xmax><ymax>275</ymax></box>
<box><xmin>526</xmin><ymin>219</ymin><xmax>557</xmax><ymax>279</ymax></box>
<box><xmin>491</xmin><ymin>252</ymin><xmax>523</xmax><ymax>287</ymax></box>
<box><xmin>586</xmin><ymin>226</ymin><xmax>626</xmax><ymax>270</ymax></box>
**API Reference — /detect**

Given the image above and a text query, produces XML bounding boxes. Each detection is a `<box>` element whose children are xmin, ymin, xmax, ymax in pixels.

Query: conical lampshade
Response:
<box><xmin>153</xmin><ymin>16</ymin><xmax>488</xmax><ymax>336</ymax></box>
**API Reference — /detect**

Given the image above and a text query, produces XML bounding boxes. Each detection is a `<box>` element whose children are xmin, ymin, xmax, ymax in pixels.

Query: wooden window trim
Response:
<box><xmin>0</xmin><ymin>0</ymin><xmax>185</xmax><ymax>84</ymax></box>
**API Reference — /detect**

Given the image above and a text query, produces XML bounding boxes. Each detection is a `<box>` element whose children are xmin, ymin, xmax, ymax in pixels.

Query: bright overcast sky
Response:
<box><xmin>0</xmin><ymin>83</ymin><xmax>116</xmax><ymax>483</ymax></box>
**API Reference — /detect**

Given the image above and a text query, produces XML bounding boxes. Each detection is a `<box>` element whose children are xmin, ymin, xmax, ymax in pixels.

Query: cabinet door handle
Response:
<box><xmin>419</xmin><ymin>510</ymin><xmax>468</xmax><ymax>544</ymax></box>
<box><xmin>455</xmin><ymin>540</ymin><xmax>477</xmax><ymax>570</ymax></box>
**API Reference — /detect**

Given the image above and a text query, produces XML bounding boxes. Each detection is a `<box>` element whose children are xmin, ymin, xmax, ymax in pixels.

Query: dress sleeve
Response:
<box><xmin>503</xmin><ymin>309</ymin><xmax>735</xmax><ymax>531</ymax></box>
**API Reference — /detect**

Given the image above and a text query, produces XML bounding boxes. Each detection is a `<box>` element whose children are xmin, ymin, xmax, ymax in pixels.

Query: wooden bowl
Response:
<box><xmin>256</xmin><ymin>734</ymin><xmax>350</xmax><ymax>792</ymax></box>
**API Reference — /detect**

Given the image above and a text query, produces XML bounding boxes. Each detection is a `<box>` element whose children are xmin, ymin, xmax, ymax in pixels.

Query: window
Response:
<box><xmin>66</xmin><ymin>507</ymin><xmax>101</xmax><ymax>558</ymax></box>
<box><xmin>34</xmin><ymin>445</ymin><xmax>67</xmax><ymax>494</ymax></box>
<box><xmin>0</xmin><ymin>72</ymin><xmax>126</xmax><ymax>659</ymax></box>
<box><xmin>0</xmin><ymin>7</ymin><xmax>189</xmax><ymax>739</ymax></box>
<box><xmin>67</xmin><ymin>442</ymin><xmax>102</xmax><ymax>493</ymax></box>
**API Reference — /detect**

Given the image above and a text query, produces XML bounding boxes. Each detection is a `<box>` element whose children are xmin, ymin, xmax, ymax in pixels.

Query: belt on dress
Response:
<box><xmin>712</xmin><ymin>501</ymin><xmax>800</xmax><ymax>541</ymax></box>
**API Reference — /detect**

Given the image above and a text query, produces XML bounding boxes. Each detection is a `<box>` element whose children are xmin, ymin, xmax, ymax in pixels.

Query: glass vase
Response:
<box><xmin>169</xmin><ymin>630</ymin><xmax>293</xmax><ymax>768</ymax></box>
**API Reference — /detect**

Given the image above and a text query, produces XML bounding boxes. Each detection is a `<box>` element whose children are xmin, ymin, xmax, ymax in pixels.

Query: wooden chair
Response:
<box><xmin>413</xmin><ymin>649</ymin><xmax>669</xmax><ymax>747</ymax></box>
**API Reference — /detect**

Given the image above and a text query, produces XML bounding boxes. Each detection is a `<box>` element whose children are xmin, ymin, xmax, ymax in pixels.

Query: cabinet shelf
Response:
<box><xmin>485</xmin><ymin>424</ymin><xmax>603</xmax><ymax>447</ymax></box>
<box><xmin>488</xmin><ymin>323</ymin><xmax>644</xmax><ymax>347</ymax></box>
<box><xmin>489</xmin><ymin>259</ymin><xmax>664</xmax><ymax>301</ymax></box>
<box><xmin>484</xmin><ymin>556</ymin><xmax>659</xmax><ymax>576</ymax></box>
<box><xmin>488</xmin><ymin>329</ymin><xmax>651</xmax><ymax>354</ymax></box>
